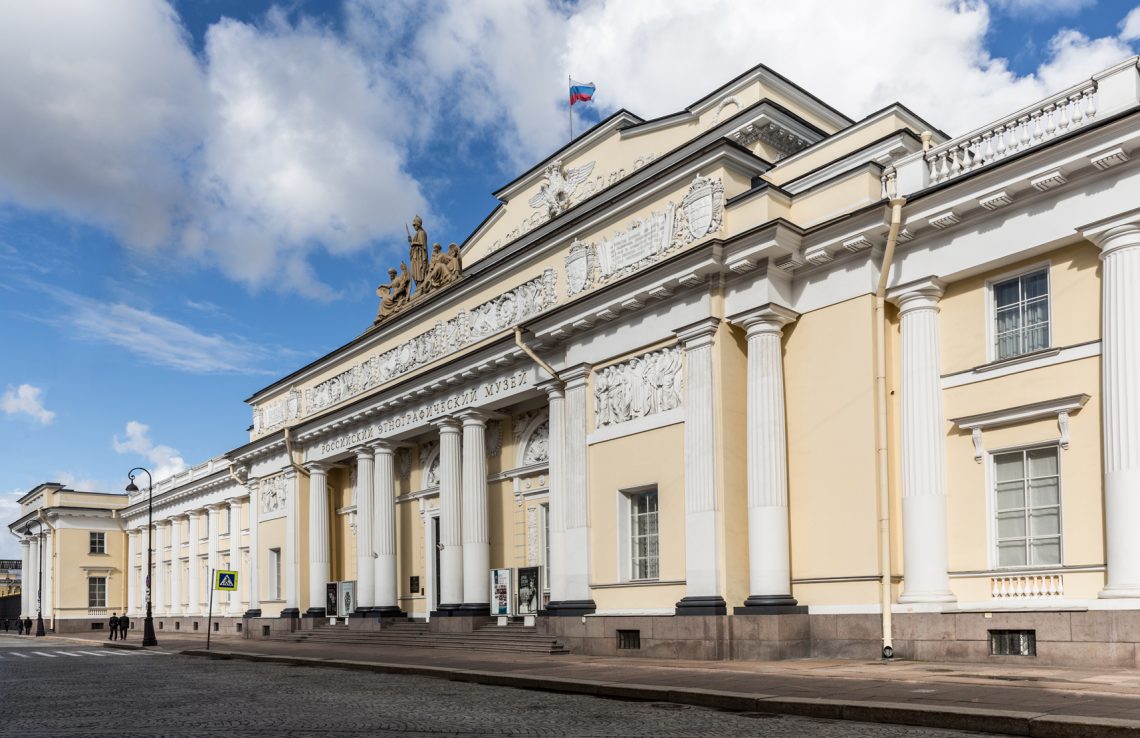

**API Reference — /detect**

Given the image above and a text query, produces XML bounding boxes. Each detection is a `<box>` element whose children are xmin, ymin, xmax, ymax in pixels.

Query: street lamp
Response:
<box><xmin>22</xmin><ymin>520</ymin><xmax>46</xmax><ymax>637</ymax></box>
<box><xmin>126</xmin><ymin>468</ymin><xmax>158</xmax><ymax>647</ymax></box>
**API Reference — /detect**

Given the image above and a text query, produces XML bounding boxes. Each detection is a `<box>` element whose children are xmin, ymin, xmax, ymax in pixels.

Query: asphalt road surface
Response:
<box><xmin>0</xmin><ymin>634</ymin><xmax>1014</xmax><ymax>737</ymax></box>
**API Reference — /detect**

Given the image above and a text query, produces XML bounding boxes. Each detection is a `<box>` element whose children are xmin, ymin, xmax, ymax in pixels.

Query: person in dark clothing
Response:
<box><xmin>108</xmin><ymin>613</ymin><xmax>119</xmax><ymax>640</ymax></box>
<box><xmin>23</xmin><ymin>617</ymin><xmax>31</xmax><ymax>635</ymax></box>
<box><xmin>119</xmin><ymin>616</ymin><xmax>129</xmax><ymax>640</ymax></box>
<box><xmin>15</xmin><ymin>618</ymin><xmax>22</xmax><ymax>635</ymax></box>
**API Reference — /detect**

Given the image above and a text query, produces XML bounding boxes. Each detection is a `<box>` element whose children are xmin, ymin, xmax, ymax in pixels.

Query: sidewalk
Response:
<box><xmin>57</xmin><ymin>630</ymin><xmax>1140</xmax><ymax>736</ymax></box>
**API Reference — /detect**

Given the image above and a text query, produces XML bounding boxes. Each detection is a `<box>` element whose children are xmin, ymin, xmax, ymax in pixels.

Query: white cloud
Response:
<box><xmin>1122</xmin><ymin>6</ymin><xmax>1140</xmax><ymax>41</ymax></box>
<box><xmin>0</xmin><ymin>0</ymin><xmax>1137</xmax><ymax>297</ymax></box>
<box><xmin>1</xmin><ymin>384</ymin><xmax>55</xmax><ymax>425</ymax></box>
<box><xmin>36</xmin><ymin>282</ymin><xmax>296</xmax><ymax>375</ymax></box>
<box><xmin>54</xmin><ymin>472</ymin><xmax>106</xmax><ymax>492</ymax></box>
<box><xmin>113</xmin><ymin>420</ymin><xmax>187</xmax><ymax>482</ymax></box>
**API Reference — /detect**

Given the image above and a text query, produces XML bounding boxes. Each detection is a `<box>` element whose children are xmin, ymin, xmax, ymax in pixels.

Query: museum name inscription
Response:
<box><xmin>317</xmin><ymin>369</ymin><xmax>530</xmax><ymax>454</ymax></box>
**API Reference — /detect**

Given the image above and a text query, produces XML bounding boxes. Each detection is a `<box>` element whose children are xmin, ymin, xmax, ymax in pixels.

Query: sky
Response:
<box><xmin>2</xmin><ymin>0</ymin><xmax>1139</xmax><ymax>560</ymax></box>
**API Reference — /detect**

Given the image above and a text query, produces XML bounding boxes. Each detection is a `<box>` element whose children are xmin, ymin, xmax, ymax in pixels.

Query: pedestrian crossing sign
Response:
<box><xmin>214</xmin><ymin>570</ymin><xmax>238</xmax><ymax>591</ymax></box>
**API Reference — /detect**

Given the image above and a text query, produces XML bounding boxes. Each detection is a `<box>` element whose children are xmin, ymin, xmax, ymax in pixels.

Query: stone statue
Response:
<box><xmin>407</xmin><ymin>215</ymin><xmax>428</xmax><ymax>288</ymax></box>
<box><xmin>418</xmin><ymin>242</ymin><xmax>464</xmax><ymax>297</ymax></box>
<box><xmin>373</xmin><ymin>261</ymin><xmax>412</xmax><ymax>324</ymax></box>
<box><xmin>446</xmin><ymin>243</ymin><xmax>463</xmax><ymax>279</ymax></box>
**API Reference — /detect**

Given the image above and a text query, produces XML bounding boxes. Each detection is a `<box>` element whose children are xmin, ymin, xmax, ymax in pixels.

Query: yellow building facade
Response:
<box><xmin>11</xmin><ymin>58</ymin><xmax>1140</xmax><ymax>664</ymax></box>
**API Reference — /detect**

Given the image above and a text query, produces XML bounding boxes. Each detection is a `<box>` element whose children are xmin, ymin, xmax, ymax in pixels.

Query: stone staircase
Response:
<box><xmin>266</xmin><ymin>619</ymin><xmax>569</xmax><ymax>655</ymax></box>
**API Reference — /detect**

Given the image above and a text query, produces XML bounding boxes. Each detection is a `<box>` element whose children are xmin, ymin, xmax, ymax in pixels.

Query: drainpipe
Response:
<box><xmin>283</xmin><ymin>427</ymin><xmax>309</xmax><ymax>478</ymax></box>
<box><xmin>514</xmin><ymin>326</ymin><xmax>561</xmax><ymax>383</ymax></box>
<box><xmin>875</xmin><ymin>167</ymin><xmax>905</xmax><ymax>659</ymax></box>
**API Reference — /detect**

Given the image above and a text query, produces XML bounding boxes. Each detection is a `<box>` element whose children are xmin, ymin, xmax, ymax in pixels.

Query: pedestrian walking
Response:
<box><xmin>15</xmin><ymin>618</ymin><xmax>23</xmax><ymax>635</ymax></box>
<box><xmin>119</xmin><ymin>616</ymin><xmax>129</xmax><ymax>640</ymax></box>
<box><xmin>108</xmin><ymin>613</ymin><xmax>119</xmax><ymax>640</ymax></box>
<box><xmin>23</xmin><ymin>617</ymin><xmax>31</xmax><ymax>635</ymax></box>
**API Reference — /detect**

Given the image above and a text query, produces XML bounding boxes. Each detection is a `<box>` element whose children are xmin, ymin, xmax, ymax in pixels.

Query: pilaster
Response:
<box><xmin>675</xmin><ymin>318</ymin><xmax>727</xmax><ymax>615</ymax></box>
<box><xmin>888</xmin><ymin>278</ymin><xmax>956</xmax><ymax>604</ymax></box>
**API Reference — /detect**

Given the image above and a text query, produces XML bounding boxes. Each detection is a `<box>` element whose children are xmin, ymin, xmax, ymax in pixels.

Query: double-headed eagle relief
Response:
<box><xmin>528</xmin><ymin>159</ymin><xmax>595</xmax><ymax>218</ymax></box>
<box><xmin>374</xmin><ymin>215</ymin><xmax>463</xmax><ymax>325</ymax></box>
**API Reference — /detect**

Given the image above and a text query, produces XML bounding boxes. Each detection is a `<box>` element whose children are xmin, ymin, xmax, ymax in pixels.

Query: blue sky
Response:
<box><xmin>2</xmin><ymin>0</ymin><xmax>1139</xmax><ymax>559</ymax></box>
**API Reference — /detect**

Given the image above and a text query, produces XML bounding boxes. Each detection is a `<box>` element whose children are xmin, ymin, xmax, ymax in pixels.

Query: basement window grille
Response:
<box><xmin>193</xmin><ymin>622</ymin><xmax>199</xmax><ymax>631</ymax></box>
<box><xmin>262</xmin><ymin>625</ymin><xmax>271</xmax><ymax>637</ymax></box>
<box><xmin>617</xmin><ymin>629</ymin><xmax>641</xmax><ymax>650</ymax></box>
<box><xmin>989</xmin><ymin>629</ymin><xmax>1036</xmax><ymax>656</ymax></box>
<box><xmin>214</xmin><ymin>622</ymin><xmax>220</xmax><ymax>632</ymax></box>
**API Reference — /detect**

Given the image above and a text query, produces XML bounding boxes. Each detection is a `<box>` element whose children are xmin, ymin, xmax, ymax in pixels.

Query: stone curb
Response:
<box><xmin>179</xmin><ymin>649</ymin><xmax>1140</xmax><ymax>736</ymax></box>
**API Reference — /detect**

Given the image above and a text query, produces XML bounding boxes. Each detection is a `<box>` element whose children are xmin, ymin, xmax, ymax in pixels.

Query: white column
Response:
<box><xmin>228</xmin><ymin>498</ymin><xmax>243</xmax><ymax>615</ymax></box>
<box><xmin>736</xmin><ymin>307</ymin><xmax>800</xmax><ymax>610</ymax></box>
<box><xmin>675</xmin><ymin>319</ymin><xmax>726</xmax><ymax>614</ymax></box>
<box><xmin>128</xmin><ymin>530</ymin><xmax>140</xmax><ymax>616</ymax></box>
<box><xmin>540</xmin><ymin>382</ymin><xmax>567</xmax><ymax>605</ymax></box>
<box><xmin>1082</xmin><ymin>216</ymin><xmax>1140</xmax><ymax>597</ymax></box>
<box><xmin>20</xmin><ymin>538</ymin><xmax>30</xmax><ymax>618</ymax></box>
<box><xmin>247</xmin><ymin>483</ymin><xmax>260</xmax><ymax>616</ymax></box>
<box><xmin>372</xmin><ymin>442</ymin><xmax>401</xmax><ymax>615</ymax></box>
<box><xmin>306</xmin><ymin>463</ymin><xmax>331</xmax><ymax>616</ymax></box>
<box><xmin>436</xmin><ymin>418</ymin><xmax>464</xmax><ymax>610</ymax></box>
<box><xmin>460</xmin><ymin>411</ymin><xmax>490</xmax><ymax>609</ymax></box>
<box><xmin>27</xmin><ymin>534</ymin><xmax>39</xmax><ymax>618</ymax></box>
<box><xmin>284</xmin><ymin>469</ymin><xmax>300</xmax><ymax>616</ymax></box>
<box><xmin>168</xmin><ymin>517</ymin><xmax>182</xmax><ymax>615</ymax></box>
<box><xmin>889</xmin><ymin>279</ymin><xmax>955</xmax><ymax>604</ymax></box>
<box><xmin>207</xmin><ymin>506</ymin><xmax>221</xmax><ymax>582</ymax></box>
<box><xmin>42</xmin><ymin>529</ymin><xmax>53</xmax><ymax>626</ymax></box>
<box><xmin>354</xmin><ymin>447</ymin><xmax>376</xmax><ymax>612</ymax></box>
<box><xmin>187</xmin><ymin>511</ymin><xmax>201</xmax><ymax>616</ymax></box>
<box><xmin>153</xmin><ymin>522</ymin><xmax>167</xmax><ymax>616</ymax></box>
<box><xmin>560</xmin><ymin>365</ymin><xmax>594</xmax><ymax>611</ymax></box>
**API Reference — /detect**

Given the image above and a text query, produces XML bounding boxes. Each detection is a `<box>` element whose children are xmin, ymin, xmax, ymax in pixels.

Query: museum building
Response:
<box><xmin>11</xmin><ymin>57</ymin><xmax>1140</xmax><ymax>665</ymax></box>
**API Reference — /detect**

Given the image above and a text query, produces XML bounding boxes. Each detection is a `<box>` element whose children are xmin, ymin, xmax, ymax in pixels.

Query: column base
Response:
<box><xmin>897</xmin><ymin>590</ymin><xmax>956</xmax><ymax>605</ymax></box>
<box><xmin>542</xmin><ymin>599</ymin><xmax>596</xmax><ymax>617</ymax></box>
<box><xmin>243</xmin><ymin>609</ymin><xmax>262</xmax><ymax>619</ymax></box>
<box><xmin>279</xmin><ymin>608</ymin><xmax>300</xmax><ymax>619</ymax></box>
<box><xmin>734</xmin><ymin>594</ymin><xmax>806</xmax><ymax>615</ymax></box>
<box><xmin>431</xmin><ymin>603</ymin><xmax>462</xmax><ymax>617</ymax></box>
<box><xmin>1099</xmin><ymin>585</ymin><xmax>1140</xmax><ymax>599</ymax></box>
<box><xmin>304</xmin><ymin>608</ymin><xmax>327</xmax><ymax>618</ymax></box>
<box><xmin>371</xmin><ymin>606</ymin><xmax>406</xmax><ymax>618</ymax></box>
<box><xmin>675</xmin><ymin>596</ymin><xmax>727</xmax><ymax>616</ymax></box>
<box><xmin>456</xmin><ymin>602</ymin><xmax>491</xmax><ymax>614</ymax></box>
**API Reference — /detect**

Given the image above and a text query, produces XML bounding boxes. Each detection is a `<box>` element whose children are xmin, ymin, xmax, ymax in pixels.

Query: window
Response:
<box><xmin>629</xmin><ymin>488</ymin><xmax>659</xmax><ymax>580</ymax></box>
<box><xmin>268</xmin><ymin>548</ymin><xmax>282</xmax><ymax>600</ymax></box>
<box><xmin>88</xmin><ymin>576</ymin><xmax>107</xmax><ymax>608</ymax></box>
<box><xmin>539</xmin><ymin>503</ymin><xmax>551</xmax><ymax>592</ymax></box>
<box><xmin>992</xmin><ymin>268</ymin><xmax>1049</xmax><ymax>360</ymax></box>
<box><xmin>990</xmin><ymin>629</ymin><xmax>1036</xmax><ymax>656</ymax></box>
<box><xmin>994</xmin><ymin>447</ymin><xmax>1061</xmax><ymax>567</ymax></box>
<box><xmin>89</xmin><ymin>532</ymin><xmax>105</xmax><ymax>554</ymax></box>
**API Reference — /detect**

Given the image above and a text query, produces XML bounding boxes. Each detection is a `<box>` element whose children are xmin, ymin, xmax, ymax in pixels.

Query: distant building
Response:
<box><xmin>11</xmin><ymin>57</ymin><xmax>1140</xmax><ymax>664</ymax></box>
<box><xmin>0</xmin><ymin>559</ymin><xmax>20</xmax><ymax>597</ymax></box>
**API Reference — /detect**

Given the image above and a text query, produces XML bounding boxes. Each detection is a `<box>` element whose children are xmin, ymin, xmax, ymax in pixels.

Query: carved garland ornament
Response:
<box><xmin>594</xmin><ymin>345</ymin><xmax>683</xmax><ymax>428</ymax></box>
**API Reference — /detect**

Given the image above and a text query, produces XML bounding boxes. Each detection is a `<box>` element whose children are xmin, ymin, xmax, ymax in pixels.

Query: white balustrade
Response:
<box><xmin>925</xmin><ymin>85</ymin><xmax>1096</xmax><ymax>185</ymax></box>
<box><xmin>990</xmin><ymin>574</ymin><xmax>1064</xmax><ymax>599</ymax></box>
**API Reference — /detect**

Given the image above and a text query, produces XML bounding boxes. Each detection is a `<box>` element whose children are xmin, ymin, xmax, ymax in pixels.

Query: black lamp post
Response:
<box><xmin>126</xmin><ymin>468</ymin><xmax>158</xmax><ymax>647</ymax></box>
<box><xmin>23</xmin><ymin>520</ymin><xmax>46</xmax><ymax>637</ymax></box>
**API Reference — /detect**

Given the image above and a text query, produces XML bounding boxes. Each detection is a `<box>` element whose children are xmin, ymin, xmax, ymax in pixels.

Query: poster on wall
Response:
<box><xmin>339</xmin><ymin>581</ymin><xmax>356</xmax><ymax>617</ymax></box>
<box><xmin>516</xmin><ymin>567</ymin><xmax>541</xmax><ymax>615</ymax></box>
<box><xmin>490</xmin><ymin>568</ymin><xmax>513</xmax><ymax>616</ymax></box>
<box><xmin>325</xmin><ymin>582</ymin><xmax>338</xmax><ymax>615</ymax></box>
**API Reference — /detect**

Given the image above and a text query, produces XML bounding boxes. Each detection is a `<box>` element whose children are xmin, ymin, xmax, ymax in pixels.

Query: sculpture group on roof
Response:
<box><xmin>374</xmin><ymin>215</ymin><xmax>463</xmax><ymax>324</ymax></box>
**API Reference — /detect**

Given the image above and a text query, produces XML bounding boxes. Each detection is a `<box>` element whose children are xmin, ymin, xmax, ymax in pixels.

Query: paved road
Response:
<box><xmin>0</xmin><ymin>635</ymin><xmax>1010</xmax><ymax>738</ymax></box>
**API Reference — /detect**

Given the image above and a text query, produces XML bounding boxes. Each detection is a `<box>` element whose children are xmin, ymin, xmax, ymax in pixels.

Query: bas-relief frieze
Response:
<box><xmin>522</xmin><ymin>420</ymin><xmax>550</xmax><ymax>465</ymax></box>
<box><xmin>565</xmin><ymin>175</ymin><xmax>724</xmax><ymax>297</ymax></box>
<box><xmin>594</xmin><ymin>345</ymin><xmax>683</xmax><ymax>428</ymax></box>
<box><xmin>253</xmin><ymin>389</ymin><xmax>302</xmax><ymax>435</ymax></box>
<box><xmin>259</xmin><ymin>474</ymin><xmax>287</xmax><ymax>515</ymax></box>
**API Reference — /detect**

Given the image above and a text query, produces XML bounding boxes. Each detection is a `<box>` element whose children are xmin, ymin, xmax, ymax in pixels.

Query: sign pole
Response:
<box><xmin>568</xmin><ymin>75</ymin><xmax>573</xmax><ymax>142</ymax></box>
<box><xmin>206</xmin><ymin>568</ymin><xmax>215</xmax><ymax>651</ymax></box>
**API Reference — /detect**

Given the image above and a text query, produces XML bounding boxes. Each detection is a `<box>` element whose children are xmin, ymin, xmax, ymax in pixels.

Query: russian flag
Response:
<box><xmin>570</xmin><ymin>79</ymin><xmax>596</xmax><ymax>106</ymax></box>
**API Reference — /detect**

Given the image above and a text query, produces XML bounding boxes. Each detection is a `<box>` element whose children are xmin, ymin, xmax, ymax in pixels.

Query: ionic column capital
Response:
<box><xmin>561</xmin><ymin>363</ymin><xmax>592</xmax><ymax>389</ymax></box>
<box><xmin>731</xmin><ymin>304</ymin><xmax>799</xmax><ymax>337</ymax></box>
<box><xmin>538</xmin><ymin>379</ymin><xmax>565</xmax><ymax>401</ymax></box>
<box><xmin>675</xmin><ymin>317</ymin><xmax>721</xmax><ymax>349</ymax></box>
<box><xmin>887</xmin><ymin>277</ymin><xmax>946</xmax><ymax>313</ymax></box>
<box><xmin>1080</xmin><ymin>207</ymin><xmax>1140</xmax><ymax>256</ymax></box>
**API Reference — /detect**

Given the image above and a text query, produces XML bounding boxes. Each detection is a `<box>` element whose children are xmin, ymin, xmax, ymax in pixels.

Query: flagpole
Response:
<box><xmin>568</xmin><ymin>75</ymin><xmax>573</xmax><ymax>142</ymax></box>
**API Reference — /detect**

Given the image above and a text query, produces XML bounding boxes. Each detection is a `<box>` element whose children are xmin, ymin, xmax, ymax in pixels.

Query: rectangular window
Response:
<box><xmin>89</xmin><ymin>532</ymin><xmax>106</xmax><ymax>554</ymax></box>
<box><xmin>993</xmin><ymin>268</ymin><xmax>1049</xmax><ymax>360</ymax></box>
<box><xmin>268</xmin><ymin>548</ymin><xmax>281</xmax><ymax>600</ymax></box>
<box><xmin>88</xmin><ymin>576</ymin><xmax>107</xmax><ymax>608</ymax></box>
<box><xmin>539</xmin><ymin>503</ymin><xmax>551</xmax><ymax>593</ymax></box>
<box><xmin>994</xmin><ymin>447</ymin><xmax>1061</xmax><ymax>567</ymax></box>
<box><xmin>629</xmin><ymin>489</ymin><xmax>659</xmax><ymax>580</ymax></box>
<box><xmin>990</xmin><ymin>629</ymin><xmax>1036</xmax><ymax>656</ymax></box>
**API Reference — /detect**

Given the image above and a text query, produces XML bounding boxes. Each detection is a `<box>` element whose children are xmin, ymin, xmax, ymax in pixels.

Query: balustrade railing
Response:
<box><xmin>990</xmin><ymin>574</ymin><xmax>1063</xmax><ymax>599</ymax></box>
<box><xmin>926</xmin><ymin>85</ymin><xmax>1097</xmax><ymax>185</ymax></box>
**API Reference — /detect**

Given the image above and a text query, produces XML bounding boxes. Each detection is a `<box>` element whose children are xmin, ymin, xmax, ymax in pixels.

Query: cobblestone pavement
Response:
<box><xmin>0</xmin><ymin>637</ymin><xmax>1010</xmax><ymax>738</ymax></box>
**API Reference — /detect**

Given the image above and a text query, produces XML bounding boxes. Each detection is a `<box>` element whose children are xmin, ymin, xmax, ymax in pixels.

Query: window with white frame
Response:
<box><xmin>627</xmin><ymin>487</ymin><xmax>659</xmax><ymax>580</ymax></box>
<box><xmin>992</xmin><ymin>268</ymin><xmax>1049</xmax><ymax>360</ymax></box>
<box><xmin>539</xmin><ymin>503</ymin><xmax>551</xmax><ymax>592</ymax></box>
<box><xmin>268</xmin><ymin>547</ymin><xmax>281</xmax><ymax>600</ymax></box>
<box><xmin>994</xmin><ymin>446</ymin><xmax>1061</xmax><ymax>567</ymax></box>
<box><xmin>88</xmin><ymin>576</ymin><xmax>107</xmax><ymax>608</ymax></box>
<box><xmin>89</xmin><ymin>531</ymin><xmax>105</xmax><ymax>554</ymax></box>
